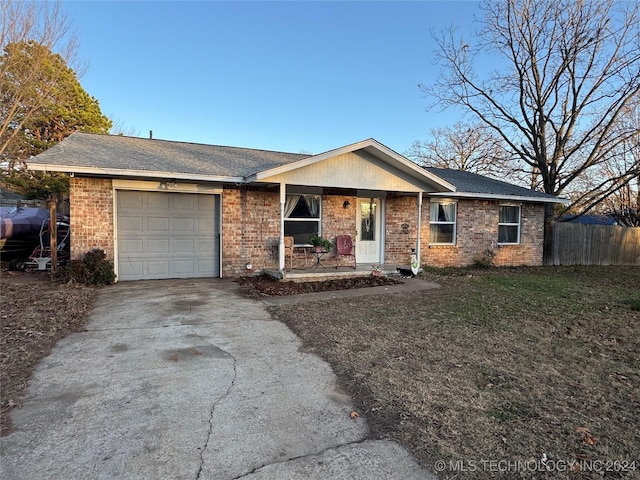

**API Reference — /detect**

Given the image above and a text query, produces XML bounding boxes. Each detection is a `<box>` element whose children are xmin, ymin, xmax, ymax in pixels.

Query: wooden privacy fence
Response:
<box><xmin>545</xmin><ymin>223</ymin><xmax>640</xmax><ymax>265</ymax></box>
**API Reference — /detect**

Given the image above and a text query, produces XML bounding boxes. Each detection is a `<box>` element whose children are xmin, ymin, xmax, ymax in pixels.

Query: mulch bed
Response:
<box><xmin>236</xmin><ymin>273</ymin><xmax>402</xmax><ymax>297</ymax></box>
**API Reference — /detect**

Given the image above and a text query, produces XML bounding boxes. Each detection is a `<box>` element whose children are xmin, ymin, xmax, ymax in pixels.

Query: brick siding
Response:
<box><xmin>420</xmin><ymin>199</ymin><xmax>544</xmax><ymax>267</ymax></box>
<box><xmin>69</xmin><ymin>179</ymin><xmax>545</xmax><ymax>277</ymax></box>
<box><xmin>69</xmin><ymin>177</ymin><xmax>114</xmax><ymax>259</ymax></box>
<box><xmin>385</xmin><ymin>195</ymin><xmax>420</xmax><ymax>265</ymax></box>
<box><xmin>221</xmin><ymin>186</ymin><xmax>284</xmax><ymax>277</ymax></box>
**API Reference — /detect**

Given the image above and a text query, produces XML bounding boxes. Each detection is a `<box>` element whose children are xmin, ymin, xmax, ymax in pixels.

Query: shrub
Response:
<box><xmin>472</xmin><ymin>249</ymin><xmax>496</xmax><ymax>269</ymax></box>
<box><xmin>58</xmin><ymin>248</ymin><xmax>115</xmax><ymax>285</ymax></box>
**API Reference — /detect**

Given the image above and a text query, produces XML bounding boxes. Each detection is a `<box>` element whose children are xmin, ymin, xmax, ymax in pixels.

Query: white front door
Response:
<box><xmin>356</xmin><ymin>197</ymin><xmax>381</xmax><ymax>263</ymax></box>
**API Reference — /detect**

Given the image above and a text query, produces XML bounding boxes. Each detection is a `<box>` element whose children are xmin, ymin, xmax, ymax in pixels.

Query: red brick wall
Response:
<box><xmin>221</xmin><ymin>186</ymin><xmax>282</xmax><ymax>277</ymax></box>
<box><xmin>69</xmin><ymin>177</ymin><xmax>114</xmax><ymax>259</ymax></box>
<box><xmin>68</xmin><ymin>180</ymin><xmax>545</xmax><ymax>276</ymax></box>
<box><xmin>421</xmin><ymin>199</ymin><xmax>545</xmax><ymax>267</ymax></box>
<box><xmin>222</xmin><ymin>190</ymin><xmax>361</xmax><ymax>274</ymax></box>
<box><xmin>385</xmin><ymin>195</ymin><xmax>419</xmax><ymax>265</ymax></box>
<box><xmin>322</xmin><ymin>195</ymin><xmax>357</xmax><ymax>241</ymax></box>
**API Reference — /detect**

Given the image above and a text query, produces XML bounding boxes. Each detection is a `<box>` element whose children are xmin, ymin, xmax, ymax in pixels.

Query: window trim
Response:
<box><xmin>429</xmin><ymin>200</ymin><xmax>457</xmax><ymax>245</ymax></box>
<box><xmin>498</xmin><ymin>204</ymin><xmax>521</xmax><ymax>245</ymax></box>
<box><xmin>284</xmin><ymin>194</ymin><xmax>322</xmax><ymax>246</ymax></box>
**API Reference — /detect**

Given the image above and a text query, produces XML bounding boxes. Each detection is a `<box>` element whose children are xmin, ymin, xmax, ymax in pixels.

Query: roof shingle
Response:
<box><xmin>29</xmin><ymin>132</ymin><xmax>311</xmax><ymax>178</ymax></box>
<box><xmin>426</xmin><ymin>167</ymin><xmax>559</xmax><ymax>201</ymax></box>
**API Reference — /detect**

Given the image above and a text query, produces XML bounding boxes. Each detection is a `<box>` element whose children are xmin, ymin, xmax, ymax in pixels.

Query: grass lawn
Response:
<box><xmin>270</xmin><ymin>266</ymin><xmax>640</xmax><ymax>479</ymax></box>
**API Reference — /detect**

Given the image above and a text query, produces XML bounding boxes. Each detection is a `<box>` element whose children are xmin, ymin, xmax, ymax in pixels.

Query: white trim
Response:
<box><xmin>28</xmin><ymin>163</ymin><xmax>243</xmax><ymax>183</ymax></box>
<box><xmin>356</xmin><ymin>197</ymin><xmax>383</xmax><ymax>263</ymax></box>
<box><xmin>112</xmin><ymin>179</ymin><xmax>223</xmax><ymax>194</ymax></box>
<box><xmin>112</xmin><ymin>185</ymin><xmax>223</xmax><ymax>282</ymax></box>
<box><xmin>112</xmin><ymin>184</ymin><xmax>119</xmax><ymax>282</ymax></box>
<box><xmin>429</xmin><ymin>199</ymin><xmax>457</xmax><ymax>245</ymax></box>
<box><xmin>498</xmin><ymin>204</ymin><xmax>521</xmax><ymax>245</ymax></box>
<box><xmin>279</xmin><ymin>183</ymin><xmax>286</xmax><ymax>274</ymax></box>
<box><xmin>416</xmin><ymin>192</ymin><xmax>423</xmax><ymax>261</ymax></box>
<box><xmin>429</xmin><ymin>191</ymin><xmax>568</xmax><ymax>204</ymax></box>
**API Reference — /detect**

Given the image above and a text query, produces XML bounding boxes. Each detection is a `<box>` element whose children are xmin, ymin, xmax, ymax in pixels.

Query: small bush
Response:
<box><xmin>472</xmin><ymin>249</ymin><xmax>496</xmax><ymax>269</ymax></box>
<box><xmin>58</xmin><ymin>248</ymin><xmax>116</xmax><ymax>285</ymax></box>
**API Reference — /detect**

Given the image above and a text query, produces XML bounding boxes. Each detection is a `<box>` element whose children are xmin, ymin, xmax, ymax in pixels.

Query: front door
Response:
<box><xmin>356</xmin><ymin>197</ymin><xmax>381</xmax><ymax>263</ymax></box>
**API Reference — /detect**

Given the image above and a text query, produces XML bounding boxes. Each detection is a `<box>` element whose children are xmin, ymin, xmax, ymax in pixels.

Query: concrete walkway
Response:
<box><xmin>1</xmin><ymin>279</ymin><xmax>436</xmax><ymax>479</ymax></box>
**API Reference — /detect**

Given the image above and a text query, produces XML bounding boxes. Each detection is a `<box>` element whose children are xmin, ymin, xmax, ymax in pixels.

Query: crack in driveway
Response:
<box><xmin>231</xmin><ymin>438</ymin><xmax>371</xmax><ymax>479</ymax></box>
<box><xmin>178</xmin><ymin>305</ymin><xmax>238</xmax><ymax>480</ymax></box>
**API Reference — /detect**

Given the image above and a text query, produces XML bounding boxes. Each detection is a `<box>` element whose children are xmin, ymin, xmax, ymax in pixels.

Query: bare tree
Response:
<box><xmin>422</xmin><ymin>0</ymin><xmax>640</xmax><ymax>219</ymax></box>
<box><xmin>596</xmin><ymin>101</ymin><xmax>640</xmax><ymax>226</ymax></box>
<box><xmin>0</xmin><ymin>0</ymin><xmax>80</xmax><ymax>163</ymax></box>
<box><xmin>406</xmin><ymin>121</ymin><xmax>521</xmax><ymax>181</ymax></box>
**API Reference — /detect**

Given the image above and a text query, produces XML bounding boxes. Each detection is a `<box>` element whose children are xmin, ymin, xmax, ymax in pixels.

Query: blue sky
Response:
<box><xmin>63</xmin><ymin>1</ymin><xmax>482</xmax><ymax>155</ymax></box>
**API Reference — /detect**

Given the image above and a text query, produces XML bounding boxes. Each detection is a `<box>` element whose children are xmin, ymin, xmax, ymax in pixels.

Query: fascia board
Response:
<box><xmin>27</xmin><ymin>163</ymin><xmax>243</xmax><ymax>183</ymax></box>
<box><xmin>429</xmin><ymin>191</ymin><xmax>570</xmax><ymax>204</ymax></box>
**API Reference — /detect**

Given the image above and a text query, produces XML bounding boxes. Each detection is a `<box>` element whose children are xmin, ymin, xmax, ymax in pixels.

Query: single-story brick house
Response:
<box><xmin>27</xmin><ymin>132</ymin><xmax>563</xmax><ymax>281</ymax></box>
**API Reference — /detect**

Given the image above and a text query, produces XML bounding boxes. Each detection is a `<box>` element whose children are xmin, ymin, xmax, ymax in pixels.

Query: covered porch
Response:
<box><xmin>247</xmin><ymin>139</ymin><xmax>455</xmax><ymax>279</ymax></box>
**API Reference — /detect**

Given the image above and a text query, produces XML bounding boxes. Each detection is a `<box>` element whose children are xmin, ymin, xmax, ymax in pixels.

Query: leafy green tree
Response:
<box><xmin>4</xmin><ymin>42</ymin><xmax>111</xmax><ymax>155</ymax></box>
<box><xmin>1</xmin><ymin>1</ymin><xmax>111</xmax><ymax>200</ymax></box>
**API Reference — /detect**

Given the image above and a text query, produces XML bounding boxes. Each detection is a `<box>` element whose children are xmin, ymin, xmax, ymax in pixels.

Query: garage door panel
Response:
<box><xmin>196</xmin><ymin>218</ymin><xmax>215</xmax><ymax>232</ymax></box>
<box><xmin>196</xmin><ymin>239</ymin><xmax>216</xmax><ymax>253</ymax></box>
<box><xmin>173</xmin><ymin>195</ymin><xmax>196</xmax><ymax>210</ymax></box>
<box><xmin>173</xmin><ymin>218</ymin><xmax>194</xmax><ymax>232</ymax></box>
<box><xmin>120</xmin><ymin>239</ymin><xmax>143</xmax><ymax>254</ymax></box>
<box><xmin>119</xmin><ymin>216</ymin><xmax>144</xmax><ymax>232</ymax></box>
<box><xmin>173</xmin><ymin>260</ymin><xmax>195</xmax><ymax>274</ymax></box>
<box><xmin>146</xmin><ymin>192</ymin><xmax>170</xmax><ymax>210</ymax></box>
<box><xmin>119</xmin><ymin>192</ymin><xmax>144</xmax><ymax>209</ymax></box>
<box><xmin>117</xmin><ymin>191</ymin><xmax>220</xmax><ymax>281</ymax></box>
<box><xmin>147</xmin><ymin>239</ymin><xmax>170</xmax><ymax>253</ymax></box>
<box><xmin>147</xmin><ymin>260</ymin><xmax>170</xmax><ymax>275</ymax></box>
<box><xmin>148</xmin><ymin>217</ymin><xmax>170</xmax><ymax>232</ymax></box>
<box><xmin>119</xmin><ymin>260</ymin><xmax>143</xmax><ymax>276</ymax></box>
<box><xmin>197</xmin><ymin>195</ymin><xmax>215</xmax><ymax>210</ymax></box>
<box><xmin>174</xmin><ymin>239</ymin><xmax>195</xmax><ymax>254</ymax></box>
<box><xmin>197</xmin><ymin>260</ymin><xmax>216</xmax><ymax>274</ymax></box>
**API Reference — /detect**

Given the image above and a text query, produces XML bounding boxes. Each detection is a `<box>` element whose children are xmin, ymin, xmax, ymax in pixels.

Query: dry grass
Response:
<box><xmin>0</xmin><ymin>270</ymin><xmax>97</xmax><ymax>436</ymax></box>
<box><xmin>270</xmin><ymin>266</ymin><xmax>640</xmax><ymax>479</ymax></box>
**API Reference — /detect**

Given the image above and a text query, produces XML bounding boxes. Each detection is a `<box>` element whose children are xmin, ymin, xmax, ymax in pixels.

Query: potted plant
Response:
<box><xmin>308</xmin><ymin>234</ymin><xmax>333</xmax><ymax>252</ymax></box>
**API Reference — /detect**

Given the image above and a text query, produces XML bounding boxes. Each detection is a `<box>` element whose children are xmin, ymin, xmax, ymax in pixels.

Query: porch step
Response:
<box><xmin>263</xmin><ymin>264</ymin><xmax>401</xmax><ymax>282</ymax></box>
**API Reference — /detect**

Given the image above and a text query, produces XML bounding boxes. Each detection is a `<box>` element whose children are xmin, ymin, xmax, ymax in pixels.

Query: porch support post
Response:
<box><xmin>279</xmin><ymin>182</ymin><xmax>286</xmax><ymax>274</ymax></box>
<box><xmin>416</xmin><ymin>192</ymin><xmax>423</xmax><ymax>263</ymax></box>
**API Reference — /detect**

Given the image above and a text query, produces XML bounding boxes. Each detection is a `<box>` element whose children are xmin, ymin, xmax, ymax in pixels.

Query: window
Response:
<box><xmin>430</xmin><ymin>201</ymin><xmax>456</xmax><ymax>244</ymax></box>
<box><xmin>498</xmin><ymin>205</ymin><xmax>520</xmax><ymax>244</ymax></box>
<box><xmin>284</xmin><ymin>194</ymin><xmax>321</xmax><ymax>245</ymax></box>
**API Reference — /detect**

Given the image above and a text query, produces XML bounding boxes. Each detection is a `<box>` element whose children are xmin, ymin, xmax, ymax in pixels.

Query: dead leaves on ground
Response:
<box><xmin>575</xmin><ymin>426</ymin><xmax>597</xmax><ymax>446</ymax></box>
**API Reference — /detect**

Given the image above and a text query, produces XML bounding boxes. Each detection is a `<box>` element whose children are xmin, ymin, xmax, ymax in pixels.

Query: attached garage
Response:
<box><xmin>116</xmin><ymin>190</ymin><xmax>220</xmax><ymax>281</ymax></box>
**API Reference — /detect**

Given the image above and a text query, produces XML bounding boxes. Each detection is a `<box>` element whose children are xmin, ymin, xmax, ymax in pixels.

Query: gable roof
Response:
<box><xmin>249</xmin><ymin>138</ymin><xmax>456</xmax><ymax>192</ymax></box>
<box><xmin>26</xmin><ymin>132</ymin><xmax>565</xmax><ymax>203</ymax></box>
<box><xmin>27</xmin><ymin>132</ymin><xmax>311</xmax><ymax>182</ymax></box>
<box><xmin>427</xmin><ymin>167</ymin><xmax>565</xmax><ymax>204</ymax></box>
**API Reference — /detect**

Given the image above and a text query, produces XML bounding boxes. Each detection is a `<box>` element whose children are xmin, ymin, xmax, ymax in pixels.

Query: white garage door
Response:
<box><xmin>116</xmin><ymin>191</ymin><xmax>220</xmax><ymax>281</ymax></box>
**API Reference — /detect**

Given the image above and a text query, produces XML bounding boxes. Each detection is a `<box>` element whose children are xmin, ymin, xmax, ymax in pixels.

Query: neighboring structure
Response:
<box><xmin>561</xmin><ymin>214</ymin><xmax>618</xmax><ymax>226</ymax></box>
<box><xmin>26</xmin><ymin>132</ymin><xmax>564</xmax><ymax>280</ymax></box>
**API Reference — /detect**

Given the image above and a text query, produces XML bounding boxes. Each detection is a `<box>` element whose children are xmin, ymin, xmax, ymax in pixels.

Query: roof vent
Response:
<box><xmin>149</xmin><ymin>130</ymin><xmax>153</xmax><ymax>140</ymax></box>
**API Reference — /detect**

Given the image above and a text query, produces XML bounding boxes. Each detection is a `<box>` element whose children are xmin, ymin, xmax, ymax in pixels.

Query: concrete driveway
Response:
<box><xmin>1</xmin><ymin>279</ymin><xmax>435</xmax><ymax>479</ymax></box>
